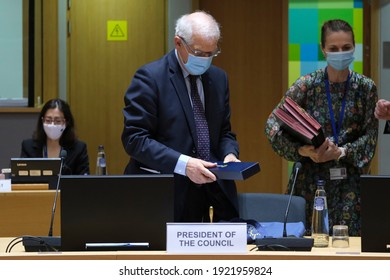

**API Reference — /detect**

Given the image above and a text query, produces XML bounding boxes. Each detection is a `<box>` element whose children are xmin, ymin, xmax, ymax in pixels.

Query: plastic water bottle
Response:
<box><xmin>96</xmin><ymin>145</ymin><xmax>107</xmax><ymax>175</ymax></box>
<box><xmin>311</xmin><ymin>179</ymin><xmax>329</xmax><ymax>247</ymax></box>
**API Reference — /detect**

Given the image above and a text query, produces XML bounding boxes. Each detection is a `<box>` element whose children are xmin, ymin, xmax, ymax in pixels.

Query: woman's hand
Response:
<box><xmin>298</xmin><ymin>138</ymin><xmax>341</xmax><ymax>163</ymax></box>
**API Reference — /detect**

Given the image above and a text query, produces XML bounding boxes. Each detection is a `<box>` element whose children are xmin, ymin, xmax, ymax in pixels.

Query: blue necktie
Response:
<box><xmin>189</xmin><ymin>75</ymin><xmax>210</xmax><ymax>161</ymax></box>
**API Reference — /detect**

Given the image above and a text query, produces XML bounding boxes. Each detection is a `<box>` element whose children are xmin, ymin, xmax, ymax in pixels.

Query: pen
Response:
<box><xmin>209</xmin><ymin>206</ymin><xmax>213</xmax><ymax>223</ymax></box>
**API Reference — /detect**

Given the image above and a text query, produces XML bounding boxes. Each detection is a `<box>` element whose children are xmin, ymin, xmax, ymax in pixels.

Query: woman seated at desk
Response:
<box><xmin>21</xmin><ymin>98</ymin><xmax>90</xmax><ymax>175</ymax></box>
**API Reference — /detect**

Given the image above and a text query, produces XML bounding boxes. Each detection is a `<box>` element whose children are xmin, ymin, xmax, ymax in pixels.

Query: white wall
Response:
<box><xmin>378</xmin><ymin>0</ymin><xmax>390</xmax><ymax>174</ymax></box>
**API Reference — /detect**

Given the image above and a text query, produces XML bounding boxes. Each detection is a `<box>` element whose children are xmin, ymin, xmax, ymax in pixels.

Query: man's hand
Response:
<box><xmin>375</xmin><ymin>99</ymin><xmax>390</xmax><ymax>120</ymax></box>
<box><xmin>223</xmin><ymin>153</ymin><xmax>240</xmax><ymax>163</ymax></box>
<box><xmin>186</xmin><ymin>158</ymin><xmax>217</xmax><ymax>184</ymax></box>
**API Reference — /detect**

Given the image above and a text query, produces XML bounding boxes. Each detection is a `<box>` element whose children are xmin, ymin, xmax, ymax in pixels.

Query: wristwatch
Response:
<box><xmin>337</xmin><ymin>147</ymin><xmax>346</xmax><ymax>161</ymax></box>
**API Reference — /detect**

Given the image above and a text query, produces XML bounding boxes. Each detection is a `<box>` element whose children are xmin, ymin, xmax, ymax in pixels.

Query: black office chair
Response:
<box><xmin>237</xmin><ymin>192</ymin><xmax>306</xmax><ymax>224</ymax></box>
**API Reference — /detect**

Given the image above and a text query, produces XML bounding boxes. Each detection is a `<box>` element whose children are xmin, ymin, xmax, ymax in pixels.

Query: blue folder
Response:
<box><xmin>209</xmin><ymin>162</ymin><xmax>260</xmax><ymax>180</ymax></box>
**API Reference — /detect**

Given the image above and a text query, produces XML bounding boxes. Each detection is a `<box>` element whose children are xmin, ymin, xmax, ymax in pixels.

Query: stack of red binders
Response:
<box><xmin>274</xmin><ymin>97</ymin><xmax>325</xmax><ymax>147</ymax></box>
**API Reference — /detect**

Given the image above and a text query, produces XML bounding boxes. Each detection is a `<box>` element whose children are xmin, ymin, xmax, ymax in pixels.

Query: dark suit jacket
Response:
<box><xmin>121</xmin><ymin>50</ymin><xmax>239</xmax><ymax>221</ymax></box>
<box><xmin>21</xmin><ymin>139</ymin><xmax>90</xmax><ymax>175</ymax></box>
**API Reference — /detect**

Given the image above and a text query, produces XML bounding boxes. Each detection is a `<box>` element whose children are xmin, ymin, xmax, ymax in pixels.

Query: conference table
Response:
<box><xmin>0</xmin><ymin>237</ymin><xmax>390</xmax><ymax>260</ymax></box>
<box><xmin>1</xmin><ymin>189</ymin><xmax>390</xmax><ymax>260</ymax></box>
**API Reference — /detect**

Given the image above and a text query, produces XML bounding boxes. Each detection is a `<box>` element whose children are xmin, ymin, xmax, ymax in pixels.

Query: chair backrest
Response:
<box><xmin>238</xmin><ymin>192</ymin><xmax>306</xmax><ymax>224</ymax></box>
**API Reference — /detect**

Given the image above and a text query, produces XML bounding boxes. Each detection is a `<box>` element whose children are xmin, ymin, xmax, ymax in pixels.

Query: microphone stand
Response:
<box><xmin>22</xmin><ymin>151</ymin><xmax>66</xmax><ymax>252</ymax></box>
<box><xmin>255</xmin><ymin>162</ymin><xmax>314</xmax><ymax>251</ymax></box>
<box><xmin>283</xmin><ymin>162</ymin><xmax>300</xmax><ymax>238</ymax></box>
<box><xmin>48</xmin><ymin>151</ymin><xmax>66</xmax><ymax>237</ymax></box>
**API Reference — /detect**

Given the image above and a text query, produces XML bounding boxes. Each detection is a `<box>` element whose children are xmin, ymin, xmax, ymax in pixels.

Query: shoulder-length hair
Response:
<box><xmin>33</xmin><ymin>98</ymin><xmax>77</xmax><ymax>147</ymax></box>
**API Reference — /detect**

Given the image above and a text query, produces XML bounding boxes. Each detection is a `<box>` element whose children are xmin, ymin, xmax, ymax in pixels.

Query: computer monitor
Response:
<box><xmin>60</xmin><ymin>174</ymin><xmax>174</xmax><ymax>251</ymax></box>
<box><xmin>10</xmin><ymin>157</ymin><xmax>62</xmax><ymax>189</ymax></box>
<box><xmin>360</xmin><ymin>175</ymin><xmax>390</xmax><ymax>252</ymax></box>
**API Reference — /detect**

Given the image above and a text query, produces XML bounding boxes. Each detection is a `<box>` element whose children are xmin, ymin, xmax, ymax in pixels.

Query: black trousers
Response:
<box><xmin>181</xmin><ymin>181</ymin><xmax>238</xmax><ymax>222</ymax></box>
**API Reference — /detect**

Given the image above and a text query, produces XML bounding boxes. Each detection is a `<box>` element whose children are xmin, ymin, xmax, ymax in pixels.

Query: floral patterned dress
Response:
<box><xmin>264</xmin><ymin>68</ymin><xmax>378</xmax><ymax>236</ymax></box>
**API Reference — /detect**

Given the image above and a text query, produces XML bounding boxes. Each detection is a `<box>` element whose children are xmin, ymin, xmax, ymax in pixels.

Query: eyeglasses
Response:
<box><xmin>179</xmin><ymin>36</ymin><xmax>221</xmax><ymax>58</ymax></box>
<box><xmin>42</xmin><ymin>117</ymin><xmax>65</xmax><ymax>125</ymax></box>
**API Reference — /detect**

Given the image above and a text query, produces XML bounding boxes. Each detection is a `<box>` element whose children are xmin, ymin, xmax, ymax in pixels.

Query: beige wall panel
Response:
<box><xmin>69</xmin><ymin>0</ymin><xmax>166</xmax><ymax>174</ymax></box>
<box><xmin>199</xmin><ymin>0</ymin><xmax>287</xmax><ymax>193</ymax></box>
<box><xmin>34</xmin><ymin>0</ymin><xmax>43</xmax><ymax>101</ymax></box>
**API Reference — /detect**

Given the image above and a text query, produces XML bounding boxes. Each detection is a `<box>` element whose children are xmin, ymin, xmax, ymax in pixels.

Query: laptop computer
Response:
<box><xmin>60</xmin><ymin>174</ymin><xmax>174</xmax><ymax>251</ymax></box>
<box><xmin>360</xmin><ymin>175</ymin><xmax>390</xmax><ymax>252</ymax></box>
<box><xmin>10</xmin><ymin>158</ymin><xmax>62</xmax><ymax>189</ymax></box>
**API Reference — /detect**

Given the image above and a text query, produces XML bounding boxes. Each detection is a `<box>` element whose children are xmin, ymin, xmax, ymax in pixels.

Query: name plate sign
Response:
<box><xmin>0</xmin><ymin>179</ymin><xmax>11</xmax><ymax>192</ymax></box>
<box><xmin>166</xmin><ymin>223</ymin><xmax>247</xmax><ymax>254</ymax></box>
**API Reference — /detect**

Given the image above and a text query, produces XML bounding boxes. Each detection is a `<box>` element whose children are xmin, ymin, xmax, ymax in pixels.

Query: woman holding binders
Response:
<box><xmin>21</xmin><ymin>98</ymin><xmax>90</xmax><ymax>175</ymax></box>
<box><xmin>264</xmin><ymin>19</ymin><xmax>378</xmax><ymax>236</ymax></box>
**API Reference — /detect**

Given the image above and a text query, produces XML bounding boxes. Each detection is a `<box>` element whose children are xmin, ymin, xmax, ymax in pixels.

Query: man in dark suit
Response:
<box><xmin>122</xmin><ymin>11</ymin><xmax>240</xmax><ymax>222</ymax></box>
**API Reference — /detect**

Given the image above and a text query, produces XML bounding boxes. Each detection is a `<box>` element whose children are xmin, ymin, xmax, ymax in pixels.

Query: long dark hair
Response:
<box><xmin>33</xmin><ymin>98</ymin><xmax>77</xmax><ymax>147</ymax></box>
<box><xmin>321</xmin><ymin>19</ymin><xmax>355</xmax><ymax>48</ymax></box>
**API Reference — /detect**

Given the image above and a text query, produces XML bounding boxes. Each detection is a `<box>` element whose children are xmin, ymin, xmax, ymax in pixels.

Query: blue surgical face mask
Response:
<box><xmin>183</xmin><ymin>53</ymin><xmax>213</xmax><ymax>75</ymax></box>
<box><xmin>325</xmin><ymin>49</ymin><xmax>355</xmax><ymax>71</ymax></box>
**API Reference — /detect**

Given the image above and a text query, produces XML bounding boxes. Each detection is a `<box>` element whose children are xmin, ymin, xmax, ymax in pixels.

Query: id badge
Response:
<box><xmin>329</xmin><ymin>168</ymin><xmax>347</xmax><ymax>180</ymax></box>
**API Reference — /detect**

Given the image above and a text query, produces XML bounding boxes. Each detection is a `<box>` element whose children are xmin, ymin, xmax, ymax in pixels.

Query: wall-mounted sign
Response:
<box><xmin>107</xmin><ymin>20</ymin><xmax>127</xmax><ymax>41</ymax></box>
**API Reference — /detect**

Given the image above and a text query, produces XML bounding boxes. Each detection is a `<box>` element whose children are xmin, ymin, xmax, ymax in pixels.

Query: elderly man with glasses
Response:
<box><xmin>122</xmin><ymin>11</ymin><xmax>240</xmax><ymax>222</ymax></box>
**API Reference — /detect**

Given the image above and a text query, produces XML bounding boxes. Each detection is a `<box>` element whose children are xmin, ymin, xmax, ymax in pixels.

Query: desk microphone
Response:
<box><xmin>21</xmin><ymin>150</ymin><xmax>67</xmax><ymax>251</ymax></box>
<box><xmin>256</xmin><ymin>161</ymin><xmax>314</xmax><ymax>251</ymax></box>
<box><xmin>48</xmin><ymin>149</ymin><xmax>67</xmax><ymax>237</ymax></box>
<box><xmin>283</xmin><ymin>161</ymin><xmax>302</xmax><ymax>237</ymax></box>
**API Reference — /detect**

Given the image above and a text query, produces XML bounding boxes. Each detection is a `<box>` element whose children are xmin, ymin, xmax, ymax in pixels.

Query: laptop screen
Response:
<box><xmin>360</xmin><ymin>175</ymin><xmax>390</xmax><ymax>252</ymax></box>
<box><xmin>10</xmin><ymin>157</ymin><xmax>62</xmax><ymax>189</ymax></box>
<box><xmin>60</xmin><ymin>174</ymin><xmax>174</xmax><ymax>251</ymax></box>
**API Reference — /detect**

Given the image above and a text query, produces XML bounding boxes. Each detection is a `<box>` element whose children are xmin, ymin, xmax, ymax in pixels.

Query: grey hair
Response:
<box><xmin>175</xmin><ymin>11</ymin><xmax>221</xmax><ymax>44</ymax></box>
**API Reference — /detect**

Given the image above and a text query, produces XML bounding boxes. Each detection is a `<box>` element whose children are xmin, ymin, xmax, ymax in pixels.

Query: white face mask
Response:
<box><xmin>43</xmin><ymin>123</ymin><xmax>66</xmax><ymax>140</ymax></box>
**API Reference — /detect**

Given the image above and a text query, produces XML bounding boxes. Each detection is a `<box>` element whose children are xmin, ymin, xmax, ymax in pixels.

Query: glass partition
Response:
<box><xmin>0</xmin><ymin>0</ymin><xmax>34</xmax><ymax>107</ymax></box>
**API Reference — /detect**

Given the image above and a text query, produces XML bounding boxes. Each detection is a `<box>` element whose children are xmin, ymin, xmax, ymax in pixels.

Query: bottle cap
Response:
<box><xmin>316</xmin><ymin>179</ymin><xmax>325</xmax><ymax>186</ymax></box>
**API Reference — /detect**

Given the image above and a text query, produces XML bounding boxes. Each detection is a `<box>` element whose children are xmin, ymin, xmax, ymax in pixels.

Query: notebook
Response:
<box><xmin>360</xmin><ymin>175</ymin><xmax>390</xmax><ymax>252</ymax></box>
<box><xmin>60</xmin><ymin>174</ymin><xmax>174</xmax><ymax>251</ymax></box>
<box><xmin>10</xmin><ymin>158</ymin><xmax>62</xmax><ymax>189</ymax></box>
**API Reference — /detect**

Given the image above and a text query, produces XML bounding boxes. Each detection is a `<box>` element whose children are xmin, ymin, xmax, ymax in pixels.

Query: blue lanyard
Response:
<box><xmin>325</xmin><ymin>67</ymin><xmax>350</xmax><ymax>146</ymax></box>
